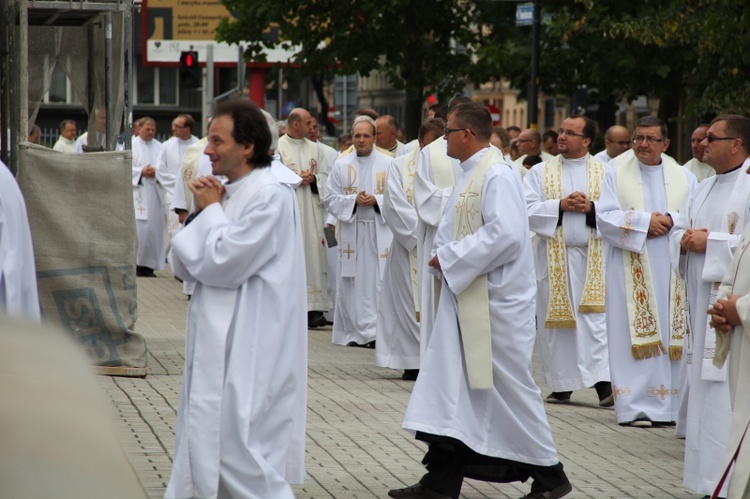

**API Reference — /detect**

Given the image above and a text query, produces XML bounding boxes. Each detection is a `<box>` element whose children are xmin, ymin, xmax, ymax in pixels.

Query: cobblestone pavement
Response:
<box><xmin>97</xmin><ymin>273</ymin><xmax>697</xmax><ymax>498</ymax></box>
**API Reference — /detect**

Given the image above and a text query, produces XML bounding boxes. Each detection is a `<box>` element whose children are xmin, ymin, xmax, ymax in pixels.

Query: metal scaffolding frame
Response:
<box><xmin>1</xmin><ymin>0</ymin><xmax>133</xmax><ymax>173</ymax></box>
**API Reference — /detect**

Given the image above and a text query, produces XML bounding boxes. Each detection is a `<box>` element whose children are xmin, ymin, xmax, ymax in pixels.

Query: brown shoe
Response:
<box><xmin>519</xmin><ymin>481</ymin><xmax>573</xmax><ymax>499</ymax></box>
<box><xmin>388</xmin><ymin>483</ymin><xmax>452</xmax><ymax>498</ymax></box>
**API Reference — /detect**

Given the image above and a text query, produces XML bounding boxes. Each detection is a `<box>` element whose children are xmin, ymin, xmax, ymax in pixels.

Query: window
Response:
<box><xmin>136</xmin><ymin>66</ymin><xmax>178</xmax><ymax>106</ymax></box>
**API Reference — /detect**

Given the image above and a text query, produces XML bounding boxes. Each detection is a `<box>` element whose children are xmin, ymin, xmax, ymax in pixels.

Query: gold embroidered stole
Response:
<box><xmin>617</xmin><ymin>159</ymin><xmax>689</xmax><ymax>360</ymax></box>
<box><xmin>402</xmin><ymin>147</ymin><xmax>421</xmax><ymax>321</ymax></box>
<box><xmin>542</xmin><ymin>156</ymin><xmax>606</xmax><ymax>329</ymax></box>
<box><xmin>453</xmin><ymin>148</ymin><xmax>500</xmax><ymax>390</ymax></box>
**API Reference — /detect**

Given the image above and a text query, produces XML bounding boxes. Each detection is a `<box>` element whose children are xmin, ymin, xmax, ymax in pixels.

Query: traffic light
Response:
<box><xmin>179</xmin><ymin>51</ymin><xmax>200</xmax><ymax>89</ymax></box>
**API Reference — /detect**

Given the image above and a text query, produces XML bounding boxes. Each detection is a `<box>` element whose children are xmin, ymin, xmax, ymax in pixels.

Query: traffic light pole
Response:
<box><xmin>202</xmin><ymin>44</ymin><xmax>214</xmax><ymax>137</ymax></box>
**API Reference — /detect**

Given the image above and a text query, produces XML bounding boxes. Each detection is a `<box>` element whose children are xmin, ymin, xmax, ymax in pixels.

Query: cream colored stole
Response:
<box><xmin>429</xmin><ymin>137</ymin><xmax>455</xmax><ymax>189</ymax></box>
<box><xmin>542</xmin><ymin>156</ymin><xmax>606</xmax><ymax>329</ymax></box>
<box><xmin>339</xmin><ymin>156</ymin><xmax>391</xmax><ymax>279</ymax></box>
<box><xmin>453</xmin><ymin>148</ymin><xmax>500</xmax><ymax>390</ymax></box>
<box><xmin>180</xmin><ymin>137</ymin><xmax>207</xmax><ymax>212</ymax></box>
<box><xmin>617</xmin><ymin>159</ymin><xmax>688</xmax><ymax>360</ymax></box>
<box><xmin>339</xmin><ymin>144</ymin><xmax>394</xmax><ymax>159</ymax></box>
<box><xmin>402</xmin><ymin>146</ymin><xmax>422</xmax><ymax>321</ymax></box>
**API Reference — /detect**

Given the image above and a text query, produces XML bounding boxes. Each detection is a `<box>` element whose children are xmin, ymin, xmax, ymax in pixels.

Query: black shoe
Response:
<box><xmin>136</xmin><ymin>266</ymin><xmax>156</xmax><ymax>277</ymax></box>
<box><xmin>520</xmin><ymin>481</ymin><xmax>572</xmax><ymax>499</ymax></box>
<box><xmin>402</xmin><ymin>369</ymin><xmax>419</xmax><ymax>381</ymax></box>
<box><xmin>364</xmin><ymin>340</ymin><xmax>376</xmax><ymax>349</ymax></box>
<box><xmin>388</xmin><ymin>483</ymin><xmax>452</xmax><ymax>498</ymax></box>
<box><xmin>345</xmin><ymin>340</ymin><xmax>376</xmax><ymax>348</ymax></box>
<box><xmin>594</xmin><ymin>381</ymin><xmax>614</xmax><ymax>407</ymax></box>
<box><xmin>546</xmin><ymin>391</ymin><xmax>572</xmax><ymax>404</ymax></box>
<box><xmin>307</xmin><ymin>311</ymin><xmax>328</xmax><ymax>329</ymax></box>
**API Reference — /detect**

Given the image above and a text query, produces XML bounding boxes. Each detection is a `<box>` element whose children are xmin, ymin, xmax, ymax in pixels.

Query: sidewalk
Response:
<box><xmin>97</xmin><ymin>273</ymin><xmax>695</xmax><ymax>498</ymax></box>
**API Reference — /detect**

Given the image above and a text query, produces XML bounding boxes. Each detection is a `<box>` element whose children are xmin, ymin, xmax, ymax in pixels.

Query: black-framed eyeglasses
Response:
<box><xmin>557</xmin><ymin>128</ymin><xmax>586</xmax><ymax>138</ymax></box>
<box><xmin>632</xmin><ymin>136</ymin><xmax>664</xmax><ymax>144</ymax></box>
<box><xmin>444</xmin><ymin>127</ymin><xmax>475</xmax><ymax>136</ymax></box>
<box><xmin>705</xmin><ymin>135</ymin><xmax>738</xmax><ymax>143</ymax></box>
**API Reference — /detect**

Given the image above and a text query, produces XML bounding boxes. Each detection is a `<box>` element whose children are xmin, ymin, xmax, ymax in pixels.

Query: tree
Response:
<box><xmin>215</xmin><ymin>0</ymin><xmax>489</xmax><ymax>138</ymax></box>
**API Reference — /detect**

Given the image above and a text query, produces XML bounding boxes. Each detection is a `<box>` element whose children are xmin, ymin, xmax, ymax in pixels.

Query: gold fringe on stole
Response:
<box><xmin>631</xmin><ymin>342</ymin><xmax>667</xmax><ymax>360</ymax></box>
<box><xmin>669</xmin><ymin>345</ymin><xmax>683</xmax><ymax>361</ymax></box>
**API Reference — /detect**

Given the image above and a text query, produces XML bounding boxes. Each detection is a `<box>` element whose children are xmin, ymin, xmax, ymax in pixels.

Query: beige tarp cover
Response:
<box><xmin>16</xmin><ymin>142</ymin><xmax>146</xmax><ymax>369</ymax></box>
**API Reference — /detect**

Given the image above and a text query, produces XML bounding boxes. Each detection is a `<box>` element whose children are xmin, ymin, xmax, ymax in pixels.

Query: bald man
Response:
<box><xmin>594</xmin><ymin>125</ymin><xmax>630</xmax><ymax>165</ymax></box>
<box><xmin>277</xmin><ymin>108</ymin><xmax>332</xmax><ymax>328</ymax></box>
<box><xmin>375</xmin><ymin>115</ymin><xmax>405</xmax><ymax>156</ymax></box>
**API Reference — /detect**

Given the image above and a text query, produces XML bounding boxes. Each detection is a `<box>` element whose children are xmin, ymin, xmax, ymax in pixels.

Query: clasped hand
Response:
<box><xmin>647</xmin><ymin>212</ymin><xmax>673</xmax><ymax>238</ymax></box>
<box><xmin>680</xmin><ymin>228</ymin><xmax>709</xmax><ymax>253</ymax></box>
<box><xmin>708</xmin><ymin>294</ymin><xmax>741</xmax><ymax>333</ymax></box>
<box><xmin>561</xmin><ymin>192</ymin><xmax>591</xmax><ymax>213</ymax></box>
<box><xmin>356</xmin><ymin>190</ymin><xmax>376</xmax><ymax>207</ymax></box>
<box><xmin>189</xmin><ymin>175</ymin><xmax>225</xmax><ymax>210</ymax></box>
<box><xmin>141</xmin><ymin>164</ymin><xmax>156</xmax><ymax>178</ymax></box>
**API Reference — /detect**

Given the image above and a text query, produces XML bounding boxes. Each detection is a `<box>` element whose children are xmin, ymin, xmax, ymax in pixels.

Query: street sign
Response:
<box><xmin>516</xmin><ymin>3</ymin><xmax>534</xmax><ymax>26</ymax></box>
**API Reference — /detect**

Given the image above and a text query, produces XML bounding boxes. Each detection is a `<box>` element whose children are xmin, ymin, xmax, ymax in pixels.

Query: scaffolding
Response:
<box><xmin>1</xmin><ymin>0</ymin><xmax>134</xmax><ymax>173</ymax></box>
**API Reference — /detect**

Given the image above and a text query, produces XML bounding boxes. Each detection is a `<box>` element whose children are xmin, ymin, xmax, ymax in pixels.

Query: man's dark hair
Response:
<box><xmin>338</xmin><ymin>133</ymin><xmax>352</xmax><ymax>146</ymax></box>
<box><xmin>419</xmin><ymin>118</ymin><xmax>445</xmax><ymax>142</ymax></box>
<box><xmin>177</xmin><ymin>114</ymin><xmax>195</xmax><ymax>132</ymax></box>
<box><xmin>492</xmin><ymin>126</ymin><xmax>510</xmax><ymax>148</ymax></box>
<box><xmin>428</xmin><ymin>103</ymin><xmax>442</xmax><ymax>114</ymax></box>
<box><xmin>449</xmin><ymin>102</ymin><xmax>492</xmax><ymax>141</ymax></box>
<box><xmin>213</xmin><ymin>99</ymin><xmax>272</xmax><ymax>168</ymax></box>
<box><xmin>636</xmin><ymin>116</ymin><xmax>668</xmax><ymax>139</ymax></box>
<box><xmin>712</xmin><ymin>114</ymin><xmax>750</xmax><ymax>155</ymax></box>
<box><xmin>59</xmin><ymin>119</ymin><xmax>75</xmax><ymax>132</ymax></box>
<box><xmin>355</xmin><ymin>108</ymin><xmax>379</xmax><ymax>120</ymax></box>
<box><xmin>506</xmin><ymin>125</ymin><xmax>522</xmax><ymax>134</ymax></box>
<box><xmin>434</xmin><ymin>105</ymin><xmax>449</xmax><ymax>121</ymax></box>
<box><xmin>448</xmin><ymin>95</ymin><xmax>473</xmax><ymax>111</ymax></box>
<box><xmin>568</xmin><ymin>115</ymin><xmax>597</xmax><ymax>142</ymax></box>
<box><xmin>522</xmin><ymin>154</ymin><xmax>542</xmax><ymax>168</ymax></box>
<box><xmin>542</xmin><ymin>129</ymin><xmax>559</xmax><ymax>143</ymax></box>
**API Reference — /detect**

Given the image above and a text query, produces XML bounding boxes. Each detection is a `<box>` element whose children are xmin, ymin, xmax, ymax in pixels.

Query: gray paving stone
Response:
<box><xmin>96</xmin><ymin>272</ymin><xmax>697</xmax><ymax>498</ymax></box>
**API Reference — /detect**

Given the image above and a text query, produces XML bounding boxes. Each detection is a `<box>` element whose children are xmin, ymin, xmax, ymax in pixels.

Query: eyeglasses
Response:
<box><xmin>557</xmin><ymin>128</ymin><xmax>586</xmax><ymax>138</ymax></box>
<box><xmin>444</xmin><ymin>127</ymin><xmax>475</xmax><ymax>136</ymax></box>
<box><xmin>705</xmin><ymin>135</ymin><xmax>738</xmax><ymax>143</ymax></box>
<box><xmin>632</xmin><ymin>136</ymin><xmax>664</xmax><ymax>145</ymax></box>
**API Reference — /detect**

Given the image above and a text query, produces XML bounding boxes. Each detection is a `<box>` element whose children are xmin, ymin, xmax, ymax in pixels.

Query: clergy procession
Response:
<box><xmin>5</xmin><ymin>97</ymin><xmax>750</xmax><ymax>499</ymax></box>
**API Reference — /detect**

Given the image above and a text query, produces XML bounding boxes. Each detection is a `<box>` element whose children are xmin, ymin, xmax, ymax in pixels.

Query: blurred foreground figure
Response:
<box><xmin>0</xmin><ymin>314</ymin><xmax>145</xmax><ymax>499</ymax></box>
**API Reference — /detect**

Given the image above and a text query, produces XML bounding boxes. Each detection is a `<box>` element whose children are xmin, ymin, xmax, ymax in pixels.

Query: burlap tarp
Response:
<box><xmin>16</xmin><ymin>142</ymin><xmax>146</xmax><ymax>371</ymax></box>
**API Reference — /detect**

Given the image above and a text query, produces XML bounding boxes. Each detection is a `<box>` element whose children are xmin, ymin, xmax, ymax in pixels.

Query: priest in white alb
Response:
<box><xmin>376</xmin><ymin>119</ymin><xmax>444</xmax><ymax>381</ymax></box>
<box><xmin>524</xmin><ymin>115</ymin><xmax>612</xmax><ymax>407</ymax></box>
<box><xmin>277</xmin><ymin>108</ymin><xmax>331</xmax><ymax>328</ymax></box>
<box><xmin>389</xmin><ymin>102</ymin><xmax>571</xmax><ymax>499</ymax></box>
<box><xmin>669</xmin><ymin>114</ymin><xmax>750</xmax><ymax>496</ymax></box>
<box><xmin>324</xmin><ymin>116</ymin><xmax>393</xmax><ymax>348</ymax></box>
<box><xmin>683</xmin><ymin>124</ymin><xmax>715</xmax><ymax>183</ymax></box>
<box><xmin>0</xmin><ymin>161</ymin><xmax>40</xmax><ymax>321</ymax></box>
<box><xmin>597</xmin><ymin>116</ymin><xmax>697</xmax><ymax>427</ymax></box>
<box><xmin>131</xmin><ymin>117</ymin><xmax>166</xmax><ymax>277</ymax></box>
<box><xmin>413</xmin><ymin>97</ymin><xmax>468</xmax><ymax>359</ymax></box>
<box><xmin>156</xmin><ymin>114</ymin><xmax>199</xmax><ymax>238</ymax></box>
<box><xmin>165</xmin><ymin>100</ymin><xmax>307</xmax><ymax>499</ymax></box>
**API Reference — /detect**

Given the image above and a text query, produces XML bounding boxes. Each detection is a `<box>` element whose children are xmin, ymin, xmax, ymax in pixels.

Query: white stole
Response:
<box><xmin>429</xmin><ymin>137</ymin><xmax>455</xmax><ymax>189</ymax></box>
<box><xmin>617</xmin><ymin>158</ymin><xmax>688</xmax><ymax>360</ymax></box>
<box><xmin>338</xmin><ymin>156</ymin><xmax>391</xmax><ymax>279</ymax></box>
<box><xmin>402</xmin><ymin>146</ymin><xmax>422</xmax><ymax>320</ymax></box>
<box><xmin>453</xmin><ymin>148</ymin><xmax>500</xmax><ymax>390</ymax></box>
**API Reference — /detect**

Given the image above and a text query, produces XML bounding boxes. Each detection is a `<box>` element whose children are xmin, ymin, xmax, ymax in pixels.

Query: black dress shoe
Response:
<box><xmin>136</xmin><ymin>266</ymin><xmax>156</xmax><ymax>277</ymax></box>
<box><xmin>546</xmin><ymin>391</ymin><xmax>572</xmax><ymax>404</ymax></box>
<box><xmin>364</xmin><ymin>340</ymin><xmax>376</xmax><ymax>349</ymax></box>
<box><xmin>388</xmin><ymin>483</ymin><xmax>452</xmax><ymax>498</ymax></box>
<box><xmin>519</xmin><ymin>480</ymin><xmax>572</xmax><ymax>499</ymax></box>
<box><xmin>307</xmin><ymin>311</ymin><xmax>328</xmax><ymax>329</ymax></box>
<box><xmin>402</xmin><ymin>369</ymin><xmax>419</xmax><ymax>381</ymax></box>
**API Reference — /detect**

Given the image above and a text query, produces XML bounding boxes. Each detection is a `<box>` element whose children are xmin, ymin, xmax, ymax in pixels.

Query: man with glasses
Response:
<box><xmin>683</xmin><ymin>124</ymin><xmax>715</xmax><ymax>182</ymax></box>
<box><xmin>597</xmin><ymin>116</ymin><xmax>697</xmax><ymax>427</ymax></box>
<box><xmin>389</xmin><ymin>102</ymin><xmax>571</xmax><ymax>499</ymax></box>
<box><xmin>671</xmin><ymin>114</ymin><xmax>750</xmax><ymax>497</ymax></box>
<box><xmin>157</xmin><ymin>114</ymin><xmax>199</xmax><ymax>238</ymax></box>
<box><xmin>594</xmin><ymin>125</ymin><xmax>631</xmax><ymax>166</ymax></box>
<box><xmin>515</xmin><ymin>128</ymin><xmax>554</xmax><ymax>169</ymax></box>
<box><xmin>524</xmin><ymin>115</ymin><xmax>613</xmax><ymax>407</ymax></box>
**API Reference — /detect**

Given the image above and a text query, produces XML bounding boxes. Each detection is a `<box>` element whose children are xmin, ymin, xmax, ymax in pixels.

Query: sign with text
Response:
<box><xmin>144</xmin><ymin>0</ymin><xmax>299</xmax><ymax>64</ymax></box>
<box><xmin>515</xmin><ymin>3</ymin><xmax>534</xmax><ymax>26</ymax></box>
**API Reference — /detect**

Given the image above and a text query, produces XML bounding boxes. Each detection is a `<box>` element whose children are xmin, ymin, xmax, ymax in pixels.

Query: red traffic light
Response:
<box><xmin>179</xmin><ymin>51</ymin><xmax>200</xmax><ymax>89</ymax></box>
<box><xmin>185</xmin><ymin>53</ymin><xmax>194</xmax><ymax>66</ymax></box>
